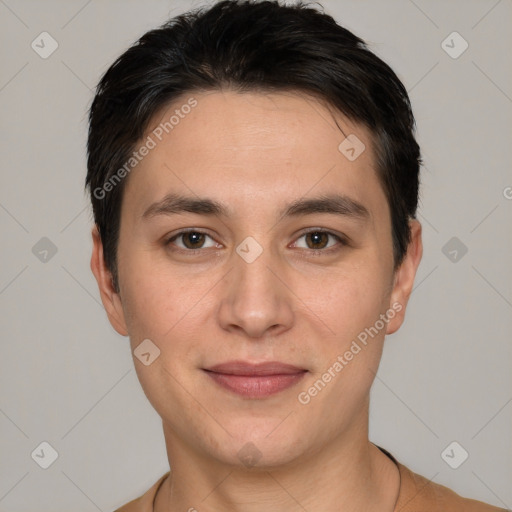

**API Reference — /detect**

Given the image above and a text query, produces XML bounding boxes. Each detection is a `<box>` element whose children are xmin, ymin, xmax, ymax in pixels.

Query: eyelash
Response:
<box><xmin>164</xmin><ymin>228</ymin><xmax>347</xmax><ymax>256</ymax></box>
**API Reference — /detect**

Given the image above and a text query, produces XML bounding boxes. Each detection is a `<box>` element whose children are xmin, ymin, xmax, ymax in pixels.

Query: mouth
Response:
<box><xmin>202</xmin><ymin>361</ymin><xmax>308</xmax><ymax>399</ymax></box>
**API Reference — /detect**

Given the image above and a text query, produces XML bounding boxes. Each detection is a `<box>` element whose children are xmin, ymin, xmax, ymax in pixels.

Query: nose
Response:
<box><xmin>217</xmin><ymin>245</ymin><xmax>295</xmax><ymax>339</ymax></box>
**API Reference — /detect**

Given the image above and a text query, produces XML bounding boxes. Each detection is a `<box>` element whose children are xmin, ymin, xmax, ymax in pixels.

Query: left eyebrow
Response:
<box><xmin>140</xmin><ymin>192</ymin><xmax>370</xmax><ymax>222</ymax></box>
<box><xmin>277</xmin><ymin>193</ymin><xmax>370</xmax><ymax>223</ymax></box>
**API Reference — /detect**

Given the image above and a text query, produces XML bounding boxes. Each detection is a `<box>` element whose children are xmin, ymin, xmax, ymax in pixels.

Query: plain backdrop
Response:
<box><xmin>0</xmin><ymin>0</ymin><xmax>511</xmax><ymax>510</ymax></box>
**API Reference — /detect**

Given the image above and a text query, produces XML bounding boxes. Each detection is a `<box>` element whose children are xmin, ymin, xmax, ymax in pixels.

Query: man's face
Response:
<box><xmin>93</xmin><ymin>90</ymin><xmax>420</xmax><ymax>468</ymax></box>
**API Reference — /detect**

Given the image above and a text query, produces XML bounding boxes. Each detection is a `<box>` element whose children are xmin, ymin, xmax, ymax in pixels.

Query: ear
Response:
<box><xmin>386</xmin><ymin>220</ymin><xmax>423</xmax><ymax>335</ymax></box>
<box><xmin>90</xmin><ymin>225</ymin><xmax>129</xmax><ymax>336</ymax></box>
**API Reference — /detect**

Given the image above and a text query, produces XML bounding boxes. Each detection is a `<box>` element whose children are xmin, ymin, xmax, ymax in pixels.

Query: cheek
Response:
<box><xmin>316</xmin><ymin>263</ymin><xmax>391</xmax><ymax>342</ymax></box>
<box><xmin>118</xmin><ymin>246</ymin><xmax>182</xmax><ymax>333</ymax></box>
<box><xmin>301</xmin><ymin>271</ymin><xmax>391</xmax><ymax>418</ymax></box>
<box><xmin>120</xmin><ymin>275</ymin><xmax>172</xmax><ymax>344</ymax></box>
<box><xmin>119</xmin><ymin>256</ymin><xmax>214</xmax><ymax>371</ymax></box>
<box><xmin>120</xmin><ymin>268</ymin><xmax>204</xmax><ymax>414</ymax></box>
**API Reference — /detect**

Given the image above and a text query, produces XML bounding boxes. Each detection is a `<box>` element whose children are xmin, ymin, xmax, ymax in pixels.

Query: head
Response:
<box><xmin>88</xmin><ymin>0</ymin><xmax>422</xmax><ymax>469</ymax></box>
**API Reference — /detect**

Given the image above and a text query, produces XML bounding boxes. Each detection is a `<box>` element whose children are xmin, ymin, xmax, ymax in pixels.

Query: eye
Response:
<box><xmin>166</xmin><ymin>230</ymin><xmax>218</xmax><ymax>251</ymax></box>
<box><xmin>292</xmin><ymin>229</ymin><xmax>345</xmax><ymax>252</ymax></box>
<box><xmin>164</xmin><ymin>228</ymin><xmax>346</xmax><ymax>254</ymax></box>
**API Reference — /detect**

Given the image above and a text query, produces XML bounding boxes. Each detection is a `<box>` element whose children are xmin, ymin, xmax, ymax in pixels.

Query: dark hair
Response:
<box><xmin>86</xmin><ymin>0</ymin><xmax>421</xmax><ymax>292</ymax></box>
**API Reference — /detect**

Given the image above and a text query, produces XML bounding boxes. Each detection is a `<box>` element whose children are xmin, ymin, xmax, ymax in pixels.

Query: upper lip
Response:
<box><xmin>204</xmin><ymin>361</ymin><xmax>306</xmax><ymax>376</ymax></box>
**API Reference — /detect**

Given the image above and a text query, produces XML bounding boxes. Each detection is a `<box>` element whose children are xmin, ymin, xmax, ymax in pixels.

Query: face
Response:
<box><xmin>92</xmin><ymin>90</ymin><xmax>422</xmax><ymax>469</ymax></box>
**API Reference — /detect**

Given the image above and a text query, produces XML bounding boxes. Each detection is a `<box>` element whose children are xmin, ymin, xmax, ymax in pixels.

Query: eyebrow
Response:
<box><xmin>141</xmin><ymin>192</ymin><xmax>370</xmax><ymax>222</ymax></box>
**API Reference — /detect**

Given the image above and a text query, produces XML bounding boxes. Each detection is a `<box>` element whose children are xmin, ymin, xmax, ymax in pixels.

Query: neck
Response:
<box><xmin>155</xmin><ymin>409</ymin><xmax>400</xmax><ymax>512</ymax></box>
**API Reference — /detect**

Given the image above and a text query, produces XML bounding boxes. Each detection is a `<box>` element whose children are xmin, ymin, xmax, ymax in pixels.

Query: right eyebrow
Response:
<box><xmin>141</xmin><ymin>193</ymin><xmax>231</xmax><ymax>220</ymax></box>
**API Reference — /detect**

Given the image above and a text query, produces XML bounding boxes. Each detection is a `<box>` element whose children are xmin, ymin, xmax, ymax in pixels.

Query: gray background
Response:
<box><xmin>0</xmin><ymin>0</ymin><xmax>511</xmax><ymax>510</ymax></box>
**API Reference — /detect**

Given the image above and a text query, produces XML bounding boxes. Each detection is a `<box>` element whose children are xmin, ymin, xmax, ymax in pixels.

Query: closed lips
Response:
<box><xmin>204</xmin><ymin>361</ymin><xmax>307</xmax><ymax>376</ymax></box>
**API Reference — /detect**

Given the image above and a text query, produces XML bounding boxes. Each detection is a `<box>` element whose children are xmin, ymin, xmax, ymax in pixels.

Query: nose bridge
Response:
<box><xmin>236</xmin><ymin>246</ymin><xmax>278</xmax><ymax>304</ymax></box>
<box><xmin>217</xmin><ymin>236</ymin><xmax>294</xmax><ymax>338</ymax></box>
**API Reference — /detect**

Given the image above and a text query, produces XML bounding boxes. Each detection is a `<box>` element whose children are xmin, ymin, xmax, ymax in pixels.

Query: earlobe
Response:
<box><xmin>90</xmin><ymin>226</ymin><xmax>129</xmax><ymax>336</ymax></box>
<box><xmin>386</xmin><ymin>220</ymin><xmax>423</xmax><ymax>335</ymax></box>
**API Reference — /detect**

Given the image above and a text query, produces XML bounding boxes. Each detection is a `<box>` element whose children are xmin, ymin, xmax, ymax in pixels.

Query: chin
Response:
<box><xmin>209</xmin><ymin>419</ymin><xmax>310</xmax><ymax>469</ymax></box>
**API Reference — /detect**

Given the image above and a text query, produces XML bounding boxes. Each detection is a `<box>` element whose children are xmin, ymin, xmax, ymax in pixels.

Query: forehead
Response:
<box><xmin>121</xmin><ymin>89</ymin><xmax>387</xmax><ymax>222</ymax></box>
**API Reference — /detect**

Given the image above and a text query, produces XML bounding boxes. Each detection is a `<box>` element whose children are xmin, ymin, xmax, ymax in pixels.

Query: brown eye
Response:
<box><xmin>294</xmin><ymin>230</ymin><xmax>343</xmax><ymax>251</ymax></box>
<box><xmin>305</xmin><ymin>231</ymin><xmax>330</xmax><ymax>249</ymax></box>
<box><xmin>181</xmin><ymin>232</ymin><xmax>206</xmax><ymax>249</ymax></box>
<box><xmin>166</xmin><ymin>230</ymin><xmax>217</xmax><ymax>251</ymax></box>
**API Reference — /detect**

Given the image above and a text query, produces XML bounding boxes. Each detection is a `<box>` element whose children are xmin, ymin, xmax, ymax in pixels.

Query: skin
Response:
<box><xmin>91</xmin><ymin>90</ymin><xmax>422</xmax><ymax>511</ymax></box>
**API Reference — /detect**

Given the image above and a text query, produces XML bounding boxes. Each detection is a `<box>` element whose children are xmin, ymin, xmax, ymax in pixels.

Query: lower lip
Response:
<box><xmin>204</xmin><ymin>370</ymin><xmax>307</xmax><ymax>399</ymax></box>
